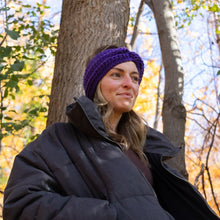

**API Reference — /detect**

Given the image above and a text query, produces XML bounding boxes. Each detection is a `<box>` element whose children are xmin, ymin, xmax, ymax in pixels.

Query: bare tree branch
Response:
<box><xmin>0</xmin><ymin>34</ymin><xmax>7</xmax><ymax>47</ymax></box>
<box><xmin>153</xmin><ymin>64</ymin><xmax>162</xmax><ymax>129</ymax></box>
<box><xmin>193</xmin><ymin>98</ymin><xmax>218</xmax><ymax>114</ymax></box>
<box><xmin>130</xmin><ymin>0</ymin><xmax>145</xmax><ymax>50</ymax></box>
<box><xmin>194</xmin><ymin>163</ymin><xmax>205</xmax><ymax>189</ymax></box>
<box><xmin>187</xmin><ymin>116</ymin><xmax>207</xmax><ymax>131</ymax></box>
<box><xmin>144</xmin><ymin>0</ymin><xmax>153</xmax><ymax>11</ymax></box>
<box><xmin>205</xmin><ymin>114</ymin><xmax>220</xmax><ymax>215</ymax></box>
<box><xmin>202</xmin><ymin>170</ymin><xmax>207</xmax><ymax>199</ymax></box>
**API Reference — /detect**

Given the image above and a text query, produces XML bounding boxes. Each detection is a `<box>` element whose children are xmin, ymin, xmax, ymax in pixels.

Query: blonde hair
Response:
<box><xmin>94</xmin><ymin>83</ymin><xmax>149</xmax><ymax>164</ymax></box>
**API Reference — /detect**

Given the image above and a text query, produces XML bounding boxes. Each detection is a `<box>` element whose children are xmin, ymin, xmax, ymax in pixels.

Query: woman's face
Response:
<box><xmin>100</xmin><ymin>61</ymin><xmax>140</xmax><ymax>115</ymax></box>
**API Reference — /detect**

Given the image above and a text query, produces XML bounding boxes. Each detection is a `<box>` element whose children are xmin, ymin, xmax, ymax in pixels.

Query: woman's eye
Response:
<box><xmin>131</xmin><ymin>75</ymin><xmax>139</xmax><ymax>82</ymax></box>
<box><xmin>111</xmin><ymin>73</ymin><xmax>121</xmax><ymax>78</ymax></box>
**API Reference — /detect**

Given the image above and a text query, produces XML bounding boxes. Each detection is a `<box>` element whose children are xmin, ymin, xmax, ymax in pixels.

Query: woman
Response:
<box><xmin>3</xmin><ymin>46</ymin><xmax>219</xmax><ymax>220</ymax></box>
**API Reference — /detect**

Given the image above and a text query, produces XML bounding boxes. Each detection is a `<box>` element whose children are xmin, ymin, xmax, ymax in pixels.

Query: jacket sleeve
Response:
<box><xmin>3</xmin><ymin>148</ymin><xmax>117</xmax><ymax>220</ymax></box>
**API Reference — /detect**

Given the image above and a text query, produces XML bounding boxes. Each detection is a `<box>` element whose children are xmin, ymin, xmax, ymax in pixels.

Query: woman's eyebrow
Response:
<box><xmin>111</xmin><ymin>67</ymin><xmax>124</xmax><ymax>72</ymax></box>
<box><xmin>112</xmin><ymin>67</ymin><xmax>139</xmax><ymax>74</ymax></box>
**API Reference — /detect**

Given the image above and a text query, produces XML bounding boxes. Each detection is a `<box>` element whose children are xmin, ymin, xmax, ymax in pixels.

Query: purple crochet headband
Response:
<box><xmin>83</xmin><ymin>47</ymin><xmax>145</xmax><ymax>100</ymax></box>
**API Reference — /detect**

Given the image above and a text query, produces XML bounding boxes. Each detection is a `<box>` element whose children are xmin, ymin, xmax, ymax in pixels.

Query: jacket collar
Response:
<box><xmin>66</xmin><ymin>96</ymin><xmax>109</xmax><ymax>140</ymax></box>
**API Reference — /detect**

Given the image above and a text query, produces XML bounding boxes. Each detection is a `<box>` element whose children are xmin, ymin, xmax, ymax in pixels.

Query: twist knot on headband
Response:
<box><xmin>83</xmin><ymin>47</ymin><xmax>145</xmax><ymax>100</ymax></box>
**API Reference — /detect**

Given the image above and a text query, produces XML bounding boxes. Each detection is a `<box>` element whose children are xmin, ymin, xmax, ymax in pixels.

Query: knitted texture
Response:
<box><xmin>83</xmin><ymin>47</ymin><xmax>144</xmax><ymax>100</ymax></box>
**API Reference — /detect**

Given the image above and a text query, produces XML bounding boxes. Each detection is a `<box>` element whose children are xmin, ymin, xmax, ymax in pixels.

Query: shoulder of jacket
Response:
<box><xmin>144</xmin><ymin>127</ymin><xmax>181</xmax><ymax>158</ymax></box>
<box><xmin>20</xmin><ymin>122</ymin><xmax>75</xmax><ymax>154</ymax></box>
<box><xmin>17</xmin><ymin>122</ymin><xmax>79</xmax><ymax>169</ymax></box>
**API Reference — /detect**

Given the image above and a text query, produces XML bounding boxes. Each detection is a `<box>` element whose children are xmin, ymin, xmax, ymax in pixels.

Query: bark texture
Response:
<box><xmin>148</xmin><ymin>0</ymin><xmax>187</xmax><ymax>177</ymax></box>
<box><xmin>47</xmin><ymin>0</ymin><xmax>130</xmax><ymax>126</ymax></box>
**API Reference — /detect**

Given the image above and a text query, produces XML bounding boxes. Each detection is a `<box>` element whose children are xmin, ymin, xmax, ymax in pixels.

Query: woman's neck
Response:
<box><xmin>109</xmin><ymin>111</ymin><xmax>122</xmax><ymax>132</ymax></box>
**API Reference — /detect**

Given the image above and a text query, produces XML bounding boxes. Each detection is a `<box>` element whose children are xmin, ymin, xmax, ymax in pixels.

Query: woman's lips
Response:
<box><xmin>117</xmin><ymin>92</ymin><xmax>133</xmax><ymax>98</ymax></box>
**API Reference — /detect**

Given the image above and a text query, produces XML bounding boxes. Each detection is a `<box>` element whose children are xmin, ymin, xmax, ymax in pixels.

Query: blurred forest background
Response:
<box><xmin>0</xmin><ymin>0</ymin><xmax>219</xmax><ymax>218</ymax></box>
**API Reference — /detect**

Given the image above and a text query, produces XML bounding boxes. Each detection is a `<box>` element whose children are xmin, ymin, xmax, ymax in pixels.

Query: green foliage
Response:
<box><xmin>0</xmin><ymin>169</ymin><xmax>7</xmax><ymax>185</ymax></box>
<box><xmin>5</xmin><ymin>28</ymin><xmax>20</xmax><ymax>40</ymax></box>
<box><xmin>0</xmin><ymin>0</ymin><xmax>58</xmax><ymax>141</ymax></box>
<box><xmin>209</xmin><ymin>4</ymin><xmax>220</xmax><ymax>12</ymax></box>
<box><xmin>129</xmin><ymin>16</ymin><xmax>135</xmax><ymax>27</ymax></box>
<box><xmin>173</xmin><ymin>0</ymin><xmax>220</xmax><ymax>31</ymax></box>
<box><xmin>22</xmin><ymin>95</ymin><xmax>49</xmax><ymax>143</ymax></box>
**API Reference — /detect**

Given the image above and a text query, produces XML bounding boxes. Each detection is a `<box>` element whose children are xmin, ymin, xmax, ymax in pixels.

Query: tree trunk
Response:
<box><xmin>148</xmin><ymin>0</ymin><xmax>187</xmax><ymax>177</ymax></box>
<box><xmin>153</xmin><ymin>64</ymin><xmax>162</xmax><ymax>130</ymax></box>
<box><xmin>47</xmin><ymin>0</ymin><xmax>130</xmax><ymax>126</ymax></box>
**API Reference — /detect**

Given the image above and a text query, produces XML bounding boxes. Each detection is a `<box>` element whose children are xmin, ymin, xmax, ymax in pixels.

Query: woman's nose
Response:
<box><xmin>122</xmin><ymin>75</ymin><xmax>132</xmax><ymax>88</ymax></box>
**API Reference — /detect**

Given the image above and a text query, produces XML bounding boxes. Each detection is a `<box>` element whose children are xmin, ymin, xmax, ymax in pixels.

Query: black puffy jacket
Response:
<box><xmin>3</xmin><ymin>96</ymin><xmax>219</xmax><ymax>220</ymax></box>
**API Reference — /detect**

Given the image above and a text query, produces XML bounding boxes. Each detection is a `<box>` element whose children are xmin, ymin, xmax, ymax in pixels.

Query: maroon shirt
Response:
<box><xmin>124</xmin><ymin>148</ymin><xmax>153</xmax><ymax>186</ymax></box>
